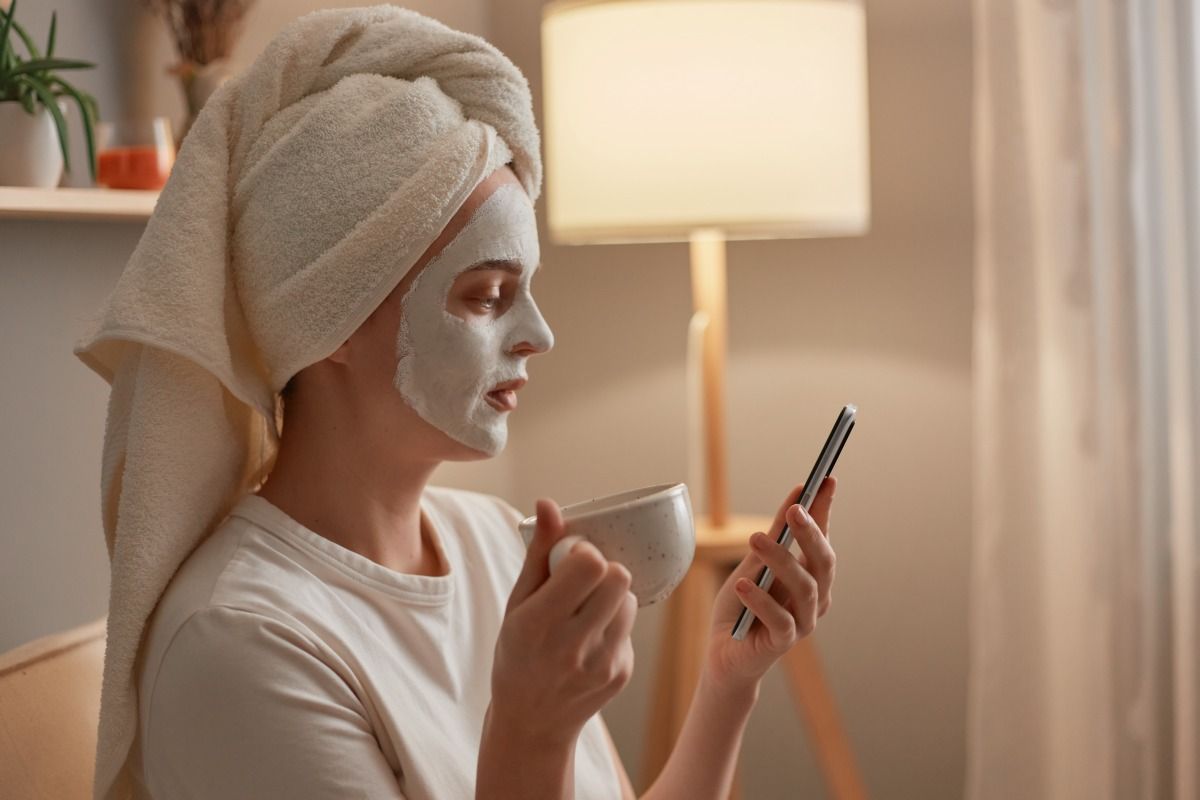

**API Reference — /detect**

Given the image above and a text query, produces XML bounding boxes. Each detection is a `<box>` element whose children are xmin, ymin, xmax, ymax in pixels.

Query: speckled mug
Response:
<box><xmin>518</xmin><ymin>482</ymin><xmax>696</xmax><ymax>607</ymax></box>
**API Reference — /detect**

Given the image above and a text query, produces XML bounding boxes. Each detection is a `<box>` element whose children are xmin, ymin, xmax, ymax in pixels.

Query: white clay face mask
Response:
<box><xmin>393</xmin><ymin>182</ymin><xmax>553</xmax><ymax>456</ymax></box>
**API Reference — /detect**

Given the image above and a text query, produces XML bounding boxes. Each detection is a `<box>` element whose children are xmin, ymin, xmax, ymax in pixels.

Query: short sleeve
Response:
<box><xmin>142</xmin><ymin>605</ymin><xmax>407</xmax><ymax>799</ymax></box>
<box><xmin>489</xmin><ymin>495</ymin><xmax>526</xmax><ymax>537</ymax></box>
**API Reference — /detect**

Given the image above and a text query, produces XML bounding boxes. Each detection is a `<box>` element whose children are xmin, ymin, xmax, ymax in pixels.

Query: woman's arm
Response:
<box><xmin>598</xmin><ymin>715</ymin><xmax>637</xmax><ymax>800</ymax></box>
<box><xmin>477</xmin><ymin>701</ymin><xmax>577</xmax><ymax>799</ymax></box>
<box><xmin>638</xmin><ymin>670</ymin><xmax>759</xmax><ymax>800</ymax></box>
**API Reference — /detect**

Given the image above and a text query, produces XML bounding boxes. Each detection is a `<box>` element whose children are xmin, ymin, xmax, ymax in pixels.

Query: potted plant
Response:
<box><xmin>0</xmin><ymin>0</ymin><xmax>99</xmax><ymax>187</ymax></box>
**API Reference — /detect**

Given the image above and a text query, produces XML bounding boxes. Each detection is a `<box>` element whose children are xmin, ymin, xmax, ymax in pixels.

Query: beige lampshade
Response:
<box><xmin>541</xmin><ymin>0</ymin><xmax>871</xmax><ymax>244</ymax></box>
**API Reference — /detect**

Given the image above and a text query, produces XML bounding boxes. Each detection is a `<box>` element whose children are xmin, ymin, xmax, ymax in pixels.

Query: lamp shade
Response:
<box><xmin>541</xmin><ymin>0</ymin><xmax>870</xmax><ymax>244</ymax></box>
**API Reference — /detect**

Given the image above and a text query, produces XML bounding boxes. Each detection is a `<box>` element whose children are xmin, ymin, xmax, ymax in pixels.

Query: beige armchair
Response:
<box><xmin>0</xmin><ymin>617</ymin><xmax>106</xmax><ymax>799</ymax></box>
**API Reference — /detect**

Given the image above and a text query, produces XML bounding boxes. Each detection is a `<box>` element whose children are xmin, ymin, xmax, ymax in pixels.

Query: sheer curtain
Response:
<box><xmin>968</xmin><ymin>1</ymin><xmax>1199</xmax><ymax>799</ymax></box>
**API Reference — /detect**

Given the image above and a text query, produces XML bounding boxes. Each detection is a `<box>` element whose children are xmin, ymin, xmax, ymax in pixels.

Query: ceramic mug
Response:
<box><xmin>518</xmin><ymin>482</ymin><xmax>696</xmax><ymax>607</ymax></box>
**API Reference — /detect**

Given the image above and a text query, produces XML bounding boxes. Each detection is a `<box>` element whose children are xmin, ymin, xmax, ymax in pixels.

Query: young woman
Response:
<box><xmin>78</xmin><ymin>8</ymin><xmax>838</xmax><ymax>799</ymax></box>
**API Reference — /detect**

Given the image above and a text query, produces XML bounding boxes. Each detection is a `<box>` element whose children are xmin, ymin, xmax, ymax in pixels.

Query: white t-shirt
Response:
<box><xmin>129</xmin><ymin>486</ymin><xmax>623</xmax><ymax>799</ymax></box>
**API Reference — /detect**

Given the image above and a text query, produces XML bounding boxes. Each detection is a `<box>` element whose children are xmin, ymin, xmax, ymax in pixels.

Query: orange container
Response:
<box><xmin>96</xmin><ymin>145</ymin><xmax>174</xmax><ymax>190</ymax></box>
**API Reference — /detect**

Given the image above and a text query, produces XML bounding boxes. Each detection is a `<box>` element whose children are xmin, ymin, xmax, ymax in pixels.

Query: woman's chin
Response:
<box><xmin>441</xmin><ymin>420</ymin><xmax>506</xmax><ymax>460</ymax></box>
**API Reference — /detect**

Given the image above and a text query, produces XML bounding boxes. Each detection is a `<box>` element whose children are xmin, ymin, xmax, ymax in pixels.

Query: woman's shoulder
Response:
<box><xmin>144</xmin><ymin>515</ymin><xmax>252</xmax><ymax>655</ymax></box>
<box><xmin>138</xmin><ymin>506</ymin><xmax>327</xmax><ymax>704</ymax></box>
<box><xmin>149</xmin><ymin>500</ymin><xmax>317</xmax><ymax>627</ymax></box>
<box><xmin>136</xmin><ymin>603</ymin><xmax>363</xmax><ymax>798</ymax></box>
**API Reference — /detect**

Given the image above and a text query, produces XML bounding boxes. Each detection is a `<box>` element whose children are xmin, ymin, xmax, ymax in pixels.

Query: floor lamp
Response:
<box><xmin>541</xmin><ymin>1</ymin><xmax>871</xmax><ymax>797</ymax></box>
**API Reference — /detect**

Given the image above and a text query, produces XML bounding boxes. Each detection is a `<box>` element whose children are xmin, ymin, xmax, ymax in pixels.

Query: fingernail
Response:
<box><xmin>737</xmin><ymin>578</ymin><xmax>752</xmax><ymax>592</ymax></box>
<box><xmin>751</xmin><ymin>532</ymin><xmax>767</xmax><ymax>547</ymax></box>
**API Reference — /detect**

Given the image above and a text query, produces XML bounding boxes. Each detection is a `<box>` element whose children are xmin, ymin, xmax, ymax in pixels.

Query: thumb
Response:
<box><xmin>508</xmin><ymin>498</ymin><xmax>567</xmax><ymax>610</ymax></box>
<box><xmin>809</xmin><ymin>475</ymin><xmax>837</xmax><ymax>536</ymax></box>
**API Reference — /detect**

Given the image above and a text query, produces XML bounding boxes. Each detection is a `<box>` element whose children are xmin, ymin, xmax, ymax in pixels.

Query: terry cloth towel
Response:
<box><xmin>71</xmin><ymin>6</ymin><xmax>541</xmax><ymax>799</ymax></box>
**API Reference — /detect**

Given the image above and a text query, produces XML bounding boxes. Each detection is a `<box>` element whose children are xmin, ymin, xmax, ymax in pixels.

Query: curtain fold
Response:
<box><xmin>967</xmin><ymin>1</ymin><xmax>1199</xmax><ymax>798</ymax></box>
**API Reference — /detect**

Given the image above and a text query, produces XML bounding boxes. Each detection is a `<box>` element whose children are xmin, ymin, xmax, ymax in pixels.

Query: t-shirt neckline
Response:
<box><xmin>230</xmin><ymin>492</ymin><xmax>455</xmax><ymax>605</ymax></box>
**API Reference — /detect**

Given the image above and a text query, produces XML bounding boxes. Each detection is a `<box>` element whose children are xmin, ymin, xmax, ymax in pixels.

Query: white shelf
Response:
<box><xmin>0</xmin><ymin>186</ymin><xmax>160</xmax><ymax>222</ymax></box>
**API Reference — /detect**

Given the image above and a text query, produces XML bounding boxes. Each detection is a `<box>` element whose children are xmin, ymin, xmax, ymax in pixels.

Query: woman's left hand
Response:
<box><xmin>703</xmin><ymin>476</ymin><xmax>837</xmax><ymax>694</ymax></box>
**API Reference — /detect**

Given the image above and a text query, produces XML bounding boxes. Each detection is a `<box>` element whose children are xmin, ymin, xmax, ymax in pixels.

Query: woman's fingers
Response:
<box><xmin>768</xmin><ymin>481</ymin><xmax>809</xmax><ymax>541</ymax></box>
<box><xmin>749</xmin><ymin>529</ymin><xmax>820</xmax><ymax>636</ymax></box>
<box><xmin>786</xmin><ymin>504</ymin><xmax>836</xmax><ymax>616</ymax></box>
<box><xmin>736</xmin><ymin>573</ymin><xmax>801</xmax><ymax>644</ymax></box>
<box><xmin>577</xmin><ymin>566</ymin><xmax>636</xmax><ymax>680</ymax></box>
<box><xmin>569</xmin><ymin>560</ymin><xmax>633</xmax><ymax>637</ymax></box>
<box><xmin>598</xmin><ymin>589</ymin><xmax>637</xmax><ymax>655</ymax></box>
<box><xmin>763</xmin><ymin>475</ymin><xmax>835</xmax><ymax>544</ymax></box>
<box><xmin>809</xmin><ymin>475</ymin><xmax>837</xmax><ymax>537</ymax></box>
<box><xmin>530</xmin><ymin>540</ymin><xmax>609</xmax><ymax>620</ymax></box>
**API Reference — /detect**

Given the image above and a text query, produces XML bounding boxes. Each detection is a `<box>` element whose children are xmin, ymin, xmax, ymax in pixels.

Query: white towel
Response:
<box><xmin>71</xmin><ymin>6</ymin><xmax>541</xmax><ymax>798</ymax></box>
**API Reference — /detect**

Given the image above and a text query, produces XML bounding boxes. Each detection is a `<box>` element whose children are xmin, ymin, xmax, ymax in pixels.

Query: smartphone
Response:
<box><xmin>730</xmin><ymin>404</ymin><xmax>857</xmax><ymax>641</ymax></box>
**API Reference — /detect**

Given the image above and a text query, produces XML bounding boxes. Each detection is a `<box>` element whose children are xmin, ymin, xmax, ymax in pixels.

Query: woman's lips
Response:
<box><xmin>485</xmin><ymin>389</ymin><xmax>517</xmax><ymax>412</ymax></box>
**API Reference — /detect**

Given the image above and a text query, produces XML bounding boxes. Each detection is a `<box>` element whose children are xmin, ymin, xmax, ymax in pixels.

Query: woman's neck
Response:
<box><xmin>255</xmin><ymin>421</ymin><xmax>445</xmax><ymax>576</ymax></box>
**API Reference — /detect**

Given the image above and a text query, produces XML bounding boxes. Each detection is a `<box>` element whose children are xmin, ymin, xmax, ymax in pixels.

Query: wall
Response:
<box><xmin>490</xmin><ymin>1</ymin><xmax>975</xmax><ymax>797</ymax></box>
<box><xmin>0</xmin><ymin>1</ymin><xmax>974</xmax><ymax>798</ymax></box>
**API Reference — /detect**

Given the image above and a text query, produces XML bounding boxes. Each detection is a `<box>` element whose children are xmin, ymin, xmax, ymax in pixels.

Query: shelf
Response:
<box><xmin>0</xmin><ymin>186</ymin><xmax>160</xmax><ymax>222</ymax></box>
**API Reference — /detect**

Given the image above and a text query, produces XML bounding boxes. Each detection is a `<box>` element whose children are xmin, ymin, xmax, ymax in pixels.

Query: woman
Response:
<box><xmin>76</xmin><ymin>8</ymin><xmax>838</xmax><ymax>799</ymax></box>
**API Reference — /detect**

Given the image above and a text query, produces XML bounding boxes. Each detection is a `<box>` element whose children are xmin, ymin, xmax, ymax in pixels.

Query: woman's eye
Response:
<box><xmin>475</xmin><ymin>295</ymin><xmax>502</xmax><ymax>311</ymax></box>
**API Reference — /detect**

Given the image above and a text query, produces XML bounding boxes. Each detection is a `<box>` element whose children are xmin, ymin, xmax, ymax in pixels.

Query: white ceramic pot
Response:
<box><xmin>0</xmin><ymin>99</ymin><xmax>69</xmax><ymax>188</ymax></box>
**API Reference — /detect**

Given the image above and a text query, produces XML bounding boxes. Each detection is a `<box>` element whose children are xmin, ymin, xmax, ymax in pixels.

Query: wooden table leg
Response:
<box><xmin>639</xmin><ymin>560</ymin><xmax>740</xmax><ymax>798</ymax></box>
<box><xmin>641</xmin><ymin>589</ymin><xmax>682</xmax><ymax>788</ymax></box>
<box><xmin>780</xmin><ymin>637</ymin><xmax>868</xmax><ymax>800</ymax></box>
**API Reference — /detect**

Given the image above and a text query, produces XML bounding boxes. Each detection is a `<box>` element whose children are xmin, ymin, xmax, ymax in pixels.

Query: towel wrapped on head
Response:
<box><xmin>72</xmin><ymin>6</ymin><xmax>541</xmax><ymax>798</ymax></box>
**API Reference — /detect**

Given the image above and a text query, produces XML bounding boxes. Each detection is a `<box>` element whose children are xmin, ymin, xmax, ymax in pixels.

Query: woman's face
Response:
<box><xmin>336</xmin><ymin>166</ymin><xmax>554</xmax><ymax>459</ymax></box>
<box><xmin>393</xmin><ymin>177</ymin><xmax>554</xmax><ymax>456</ymax></box>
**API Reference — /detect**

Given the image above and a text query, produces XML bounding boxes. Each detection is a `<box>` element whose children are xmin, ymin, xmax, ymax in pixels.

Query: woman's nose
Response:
<box><xmin>508</xmin><ymin>295</ymin><xmax>554</xmax><ymax>356</ymax></box>
<box><xmin>512</xmin><ymin>336</ymin><xmax>552</xmax><ymax>356</ymax></box>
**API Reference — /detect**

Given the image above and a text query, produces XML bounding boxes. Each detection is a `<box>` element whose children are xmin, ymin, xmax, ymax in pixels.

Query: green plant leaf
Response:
<box><xmin>0</xmin><ymin>24</ymin><xmax>17</xmax><ymax>83</ymax></box>
<box><xmin>1</xmin><ymin>46</ymin><xmax>17</xmax><ymax>85</ymax></box>
<box><xmin>11</xmin><ymin>18</ymin><xmax>43</xmax><ymax>62</ymax></box>
<box><xmin>46</xmin><ymin>76</ymin><xmax>97</xmax><ymax>182</ymax></box>
<box><xmin>0</xmin><ymin>0</ymin><xmax>18</xmax><ymax>75</ymax></box>
<box><xmin>20</xmin><ymin>72</ymin><xmax>71</xmax><ymax>172</ymax></box>
<box><xmin>46</xmin><ymin>11</ymin><xmax>55</xmax><ymax>59</ymax></box>
<box><xmin>8</xmin><ymin>58</ymin><xmax>96</xmax><ymax>79</ymax></box>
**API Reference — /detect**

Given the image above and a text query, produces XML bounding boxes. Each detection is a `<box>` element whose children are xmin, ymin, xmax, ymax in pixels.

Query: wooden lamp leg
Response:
<box><xmin>689</xmin><ymin>228</ymin><xmax>730</xmax><ymax>527</ymax></box>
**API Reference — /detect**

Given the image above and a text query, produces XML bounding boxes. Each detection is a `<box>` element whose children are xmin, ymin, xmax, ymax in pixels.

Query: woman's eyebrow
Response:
<box><xmin>466</xmin><ymin>259</ymin><xmax>541</xmax><ymax>275</ymax></box>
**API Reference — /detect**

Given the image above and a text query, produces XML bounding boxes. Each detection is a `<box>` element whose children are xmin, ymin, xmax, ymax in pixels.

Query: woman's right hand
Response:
<box><xmin>489</xmin><ymin>498</ymin><xmax>637</xmax><ymax>747</ymax></box>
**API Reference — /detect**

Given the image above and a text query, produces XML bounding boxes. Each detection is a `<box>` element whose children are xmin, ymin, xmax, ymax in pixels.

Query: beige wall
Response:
<box><xmin>1</xmin><ymin>1</ymin><xmax>973</xmax><ymax>798</ymax></box>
